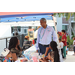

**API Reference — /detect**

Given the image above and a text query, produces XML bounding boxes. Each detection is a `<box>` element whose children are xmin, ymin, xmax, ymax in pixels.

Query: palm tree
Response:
<box><xmin>53</xmin><ymin>13</ymin><xmax>75</xmax><ymax>39</ymax></box>
<box><xmin>53</xmin><ymin>13</ymin><xmax>75</xmax><ymax>20</ymax></box>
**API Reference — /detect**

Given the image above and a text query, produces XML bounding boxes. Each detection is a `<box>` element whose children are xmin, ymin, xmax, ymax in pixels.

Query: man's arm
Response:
<box><xmin>44</xmin><ymin>47</ymin><xmax>50</xmax><ymax>56</ymax></box>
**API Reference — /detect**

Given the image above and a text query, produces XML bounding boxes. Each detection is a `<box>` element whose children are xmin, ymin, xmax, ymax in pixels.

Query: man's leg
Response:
<box><xmin>63</xmin><ymin>46</ymin><xmax>66</xmax><ymax>58</ymax></box>
<box><xmin>39</xmin><ymin>44</ymin><xmax>46</xmax><ymax>54</ymax></box>
<box><xmin>39</xmin><ymin>44</ymin><xmax>51</xmax><ymax>55</ymax></box>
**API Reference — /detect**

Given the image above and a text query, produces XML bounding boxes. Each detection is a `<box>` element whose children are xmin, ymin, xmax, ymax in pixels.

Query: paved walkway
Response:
<box><xmin>63</xmin><ymin>51</ymin><xmax>75</xmax><ymax>62</ymax></box>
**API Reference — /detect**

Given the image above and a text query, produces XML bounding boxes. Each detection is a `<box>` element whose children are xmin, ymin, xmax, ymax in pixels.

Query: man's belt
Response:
<box><xmin>39</xmin><ymin>43</ymin><xmax>49</xmax><ymax>46</ymax></box>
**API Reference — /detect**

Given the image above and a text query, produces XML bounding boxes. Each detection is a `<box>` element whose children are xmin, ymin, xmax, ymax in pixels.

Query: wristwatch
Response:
<box><xmin>44</xmin><ymin>55</ymin><xmax>47</xmax><ymax>57</ymax></box>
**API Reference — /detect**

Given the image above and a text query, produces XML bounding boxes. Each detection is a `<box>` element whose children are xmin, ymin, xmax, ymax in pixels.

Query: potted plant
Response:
<box><xmin>67</xmin><ymin>35</ymin><xmax>73</xmax><ymax>51</ymax></box>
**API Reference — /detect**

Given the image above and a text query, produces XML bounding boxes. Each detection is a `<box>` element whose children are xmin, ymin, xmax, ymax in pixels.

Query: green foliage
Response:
<box><xmin>53</xmin><ymin>13</ymin><xmax>57</xmax><ymax>16</ymax></box>
<box><xmin>58</xmin><ymin>13</ymin><xmax>62</xmax><ymax>17</ymax></box>
<box><xmin>53</xmin><ymin>13</ymin><xmax>75</xmax><ymax>21</ymax></box>
<box><xmin>67</xmin><ymin>35</ymin><xmax>73</xmax><ymax>48</ymax></box>
<box><xmin>73</xmin><ymin>13</ymin><xmax>75</xmax><ymax>21</ymax></box>
<box><xmin>71</xmin><ymin>32</ymin><xmax>75</xmax><ymax>39</ymax></box>
<box><xmin>65</xmin><ymin>13</ymin><xmax>70</xmax><ymax>21</ymax></box>
<box><xmin>62</xmin><ymin>13</ymin><xmax>65</xmax><ymax>17</ymax></box>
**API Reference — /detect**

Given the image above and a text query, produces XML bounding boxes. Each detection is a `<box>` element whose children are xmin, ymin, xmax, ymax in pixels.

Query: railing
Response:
<box><xmin>0</xmin><ymin>34</ymin><xmax>27</xmax><ymax>50</ymax></box>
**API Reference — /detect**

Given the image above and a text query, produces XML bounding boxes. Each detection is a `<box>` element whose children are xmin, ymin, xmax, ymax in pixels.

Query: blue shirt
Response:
<box><xmin>35</xmin><ymin>25</ymin><xmax>57</xmax><ymax>50</ymax></box>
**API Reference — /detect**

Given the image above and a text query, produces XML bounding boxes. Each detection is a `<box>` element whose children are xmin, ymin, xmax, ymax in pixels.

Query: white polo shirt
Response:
<box><xmin>35</xmin><ymin>25</ymin><xmax>57</xmax><ymax>50</ymax></box>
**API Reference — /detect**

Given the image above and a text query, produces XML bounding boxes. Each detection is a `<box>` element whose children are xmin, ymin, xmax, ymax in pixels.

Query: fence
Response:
<box><xmin>0</xmin><ymin>34</ymin><xmax>27</xmax><ymax>55</ymax></box>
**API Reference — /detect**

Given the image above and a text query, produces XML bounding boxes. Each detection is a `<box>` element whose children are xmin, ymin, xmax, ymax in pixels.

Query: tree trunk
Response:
<box><xmin>69</xmin><ymin>13</ymin><xmax>71</xmax><ymax>39</ymax></box>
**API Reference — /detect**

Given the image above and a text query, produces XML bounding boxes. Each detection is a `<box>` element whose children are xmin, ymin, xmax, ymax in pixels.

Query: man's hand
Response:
<box><xmin>36</xmin><ymin>50</ymin><xmax>38</xmax><ymax>53</ymax></box>
<box><xmin>43</xmin><ymin>57</ymin><xmax>48</xmax><ymax>60</ymax></box>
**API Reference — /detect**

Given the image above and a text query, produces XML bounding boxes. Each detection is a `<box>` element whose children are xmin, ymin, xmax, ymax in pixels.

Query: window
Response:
<box><xmin>24</xmin><ymin>29</ymin><xmax>27</xmax><ymax>33</ymax></box>
<box><xmin>62</xmin><ymin>25</ymin><xmax>67</xmax><ymax>32</ymax></box>
<box><xmin>17</xmin><ymin>26</ymin><xmax>21</xmax><ymax>32</ymax></box>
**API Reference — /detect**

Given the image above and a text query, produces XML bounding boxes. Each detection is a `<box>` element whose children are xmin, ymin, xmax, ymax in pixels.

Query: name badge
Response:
<box><xmin>48</xmin><ymin>30</ymin><xmax>51</xmax><ymax>32</ymax></box>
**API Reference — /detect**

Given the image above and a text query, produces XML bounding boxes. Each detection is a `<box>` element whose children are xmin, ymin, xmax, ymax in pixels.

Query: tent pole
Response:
<box><xmin>52</xmin><ymin>15</ymin><xmax>59</xmax><ymax>44</ymax></box>
<box><xmin>69</xmin><ymin>13</ymin><xmax>71</xmax><ymax>39</ymax></box>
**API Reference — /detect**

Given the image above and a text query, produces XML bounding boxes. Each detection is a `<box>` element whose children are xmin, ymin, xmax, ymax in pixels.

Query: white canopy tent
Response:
<box><xmin>0</xmin><ymin>19</ymin><xmax>55</xmax><ymax>26</ymax></box>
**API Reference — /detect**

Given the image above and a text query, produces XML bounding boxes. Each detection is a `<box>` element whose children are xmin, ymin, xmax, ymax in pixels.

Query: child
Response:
<box><xmin>73</xmin><ymin>37</ymin><xmax>75</xmax><ymax>55</ymax></box>
<box><xmin>61</xmin><ymin>30</ymin><xmax>67</xmax><ymax>59</ymax></box>
<box><xmin>66</xmin><ymin>42</ymin><xmax>69</xmax><ymax>55</ymax></box>
<box><xmin>39</xmin><ymin>41</ymin><xmax>60</xmax><ymax>62</ymax></box>
<box><xmin>59</xmin><ymin>38</ymin><xmax>64</xmax><ymax>58</ymax></box>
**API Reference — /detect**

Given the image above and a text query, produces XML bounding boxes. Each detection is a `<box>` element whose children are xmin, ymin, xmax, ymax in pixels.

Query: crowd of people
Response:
<box><xmin>2</xmin><ymin>18</ymin><xmax>72</xmax><ymax>62</ymax></box>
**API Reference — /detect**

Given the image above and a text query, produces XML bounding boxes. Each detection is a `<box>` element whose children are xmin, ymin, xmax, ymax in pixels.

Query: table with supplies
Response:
<box><xmin>15</xmin><ymin>45</ymin><xmax>45</xmax><ymax>62</ymax></box>
<box><xmin>15</xmin><ymin>44</ymin><xmax>63</xmax><ymax>62</ymax></box>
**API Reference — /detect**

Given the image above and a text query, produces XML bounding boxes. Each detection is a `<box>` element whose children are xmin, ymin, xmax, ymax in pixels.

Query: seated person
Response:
<box><xmin>22</xmin><ymin>36</ymin><xmax>32</xmax><ymax>50</ymax></box>
<box><xmin>39</xmin><ymin>52</ymin><xmax>54</xmax><ymax>62</ymax></box>
<box><xmin>5</xmin><ymin>37</ymin><xmax>23</xmax><ymax>62</ymax></box>
<box><xmin>3</xmin><ymin>51</ymin><xmax>28</xmax><ymax>62</ymax></box>
<box><xmin>39</xmin><ymin>41</ymin><xmax>60</xmax><ymax>62</ymax></box>
<box><xmin>2</xmin><ymin>49</ymin><xmax>12</xmax><ymax>62</ymax></box>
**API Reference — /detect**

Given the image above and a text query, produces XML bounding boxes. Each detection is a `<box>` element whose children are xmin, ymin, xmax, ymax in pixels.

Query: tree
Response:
<box><xmin>53</xmin><ymin>13</ymin><xmax>75</xmax><ymax>39</ymax></box>
<box><xmin>53</xmin><ymin>13</ymin><xmax>75</xmax><ymax>20</ymax></box>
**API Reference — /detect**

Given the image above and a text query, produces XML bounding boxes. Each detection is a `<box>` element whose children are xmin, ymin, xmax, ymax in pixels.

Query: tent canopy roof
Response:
<box><xmin>0</xmin><ymin>12</ymin><xmax>53</xmax><ymax>18</ymax></box>
<box><xmin>0</xmin><ymin>12</ymin><xmax>53</xmax><ymax>23</ymax></box>
<box><xmin>0</xmin><ymin>12</ymin><xmax>70</xmax><ymax>22</ymax></box>
<box><xmin>0</xmin><ymin>15</ymin><xmax>53</xmax><ymax>23</ymax></box>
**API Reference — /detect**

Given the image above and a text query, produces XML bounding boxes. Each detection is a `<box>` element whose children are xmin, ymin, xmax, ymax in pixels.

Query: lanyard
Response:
<box><xmin>39</xmin><ymin>27</ymin><xmax>47</xmax><ymax>39</ymax></box>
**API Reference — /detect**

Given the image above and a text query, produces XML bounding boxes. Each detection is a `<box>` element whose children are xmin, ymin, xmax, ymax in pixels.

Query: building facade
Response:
<box><xmin>56</xmin><ymin>16</ymin><xmax>75</xmax><ymax>36</ymax></box>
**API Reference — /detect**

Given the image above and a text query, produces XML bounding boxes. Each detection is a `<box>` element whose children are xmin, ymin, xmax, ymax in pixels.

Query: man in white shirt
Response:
<box><xmin>35</xmin><ymin>18</ymin><xmax>57</xmax><ymax>55</ymax></box>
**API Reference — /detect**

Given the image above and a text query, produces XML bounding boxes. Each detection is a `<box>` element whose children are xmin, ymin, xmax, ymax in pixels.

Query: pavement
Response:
<box><xmin>63</xmin><ymin>51</ymin><xmax>75</xmax><ymax>62</ymax></box>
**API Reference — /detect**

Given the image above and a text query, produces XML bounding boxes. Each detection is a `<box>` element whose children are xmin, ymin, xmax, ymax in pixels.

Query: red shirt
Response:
<box><xmin>62</xmin><ymin>34</ymin><xmax>67</xmax><ymax>46</ymax></box>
